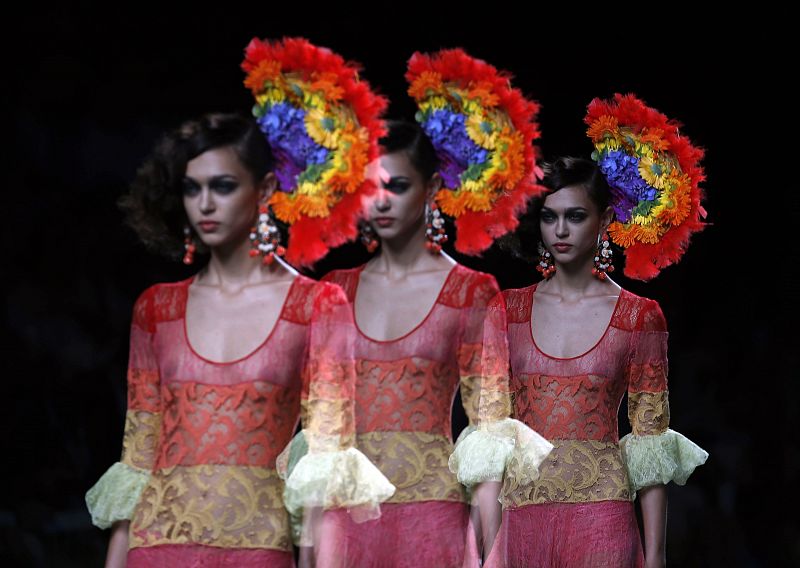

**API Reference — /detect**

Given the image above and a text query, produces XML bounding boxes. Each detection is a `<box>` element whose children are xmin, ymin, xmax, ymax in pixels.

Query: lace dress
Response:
<box><xmin>86</xmin><ymin>275</ymin><xmax>393</xmax><ymax>567</ymax></box>
<box><xmin>319</xmin><ymin>265</ymin><xmax>552</xmax><ymax>568</ymax></box>
<box><xmin>486</xmin><ymin>284</ymin><xmax>708</xmax><ymax>568</ymax></box>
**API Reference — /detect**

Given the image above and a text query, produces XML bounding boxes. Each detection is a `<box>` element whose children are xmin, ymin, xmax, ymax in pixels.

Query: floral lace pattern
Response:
<box><xmin>503</xmin><ymin>284</ymin><xmax>704</xmax><ymax>504</ymax></box>
<box><xmin>323</xmin><ymin>265</ymin><xmax>501</xmax><ymax>504</ymax></box>
<box><xmin>87</xmin><ymin>276</ymin><xmax>370</xmax><ymax>555</ymax></box>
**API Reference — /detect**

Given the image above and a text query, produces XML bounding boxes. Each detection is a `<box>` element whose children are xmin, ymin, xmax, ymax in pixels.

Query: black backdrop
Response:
<box><xmin>5</xmin><ymin>5</ymin><xmax>794</xmax><ymax>567</ymax></box>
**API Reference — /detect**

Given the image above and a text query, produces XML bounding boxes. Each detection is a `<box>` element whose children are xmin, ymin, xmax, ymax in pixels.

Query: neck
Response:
<box><xmin>201</xmin><ymin>237</ymin><xmax>286</xmax><ymax>289</ymax></box>
<box><xmin>372</xmin><ymin>220</ymin><xmax>446</xmax><ymax>278</ymax></box>
<box><xmin>544</xmin><ymin>255</ymin><xmax>605</xmax><ymax>298</ymax></box>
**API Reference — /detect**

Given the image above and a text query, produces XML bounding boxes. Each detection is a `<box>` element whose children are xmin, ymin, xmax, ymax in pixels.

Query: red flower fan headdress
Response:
<box><xmin>585</xmin><ymin>93</ymin><xmax>707</xmax><ymax>280</ymax></box>
<box><xmin>242</xmin><ymin>37</ymin><xmax>387</xmax><ymax>267</ymax></box>
<box><xmin>406</xmin><ymin>49</ymin><xmax>545</xmax><ymax>255</ymax></box>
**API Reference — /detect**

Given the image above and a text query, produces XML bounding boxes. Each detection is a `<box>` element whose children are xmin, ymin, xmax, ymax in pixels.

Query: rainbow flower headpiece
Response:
<box><xmin>242</xmin><ymin>37</ymin><xmax>387</xmax><ymax>267</ymax></box>
<box><xmin>406</xmin><ymin>49</ymin><xmax>545</xmax><ymax>255</ymax></box>
<box><xmin>585</xmin><ymin>93</ymin><xmax>707</xmax><ymax>280</ymax></box>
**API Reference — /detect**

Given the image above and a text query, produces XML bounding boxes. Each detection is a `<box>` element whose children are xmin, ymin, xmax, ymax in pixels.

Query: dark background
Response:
<box><xmin>5</xmin><ymin>6</ymin><xmax>794</xmax><ymax>567</ymax></box>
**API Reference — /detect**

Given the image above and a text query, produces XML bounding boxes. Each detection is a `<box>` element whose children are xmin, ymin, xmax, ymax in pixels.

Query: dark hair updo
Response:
<box><xmin>379</xmin><ymin>120</ymin><xmax>439</xmax><ymax>181</ymax></box>
<box><xmin>119</xmin><ymin>113</ymin><xmax>274</xmax><ymax>259</ymax></box>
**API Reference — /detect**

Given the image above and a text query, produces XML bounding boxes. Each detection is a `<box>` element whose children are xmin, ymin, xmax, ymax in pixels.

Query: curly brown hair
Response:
<box><xmin>119</xmin><ymin>113</ymin><xmax>273</xmax><ymax>259</ymax></box>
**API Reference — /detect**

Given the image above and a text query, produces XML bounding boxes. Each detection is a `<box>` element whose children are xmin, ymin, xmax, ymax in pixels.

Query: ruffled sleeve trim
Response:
<box><xmin>277</xmin><ymin>431</ymin><xmax>395</xmax><ymax>519</ymax></box>
<box><xmin>449</xmin><ymin>418</ymin><xmax>553</xmax><ymax>486</ymax></box>
<box><xmin>620</xmin><ymin>428</ymin><xmax>708</xmax><ymax>493</ymax></box>
<box><xmin>85</xmin><ymin>462</ymin><xmax>150</xmax><ymax>529</ymax></box>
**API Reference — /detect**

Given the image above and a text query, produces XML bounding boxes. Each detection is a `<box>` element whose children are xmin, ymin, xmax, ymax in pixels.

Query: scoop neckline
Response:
<box><xmin>351</xmin><ymin>263</ymin><xmax>458</xmax><ymax>344</ymax></box>
<box><xmin>527</xmin><ymin>283</ymin><xmax>624</xmax><ymax>361</ymax></box>
<box><xmin>183</xmin><ymin>275</ymin><xmax>300</xmax><ymax>365</ymax></box>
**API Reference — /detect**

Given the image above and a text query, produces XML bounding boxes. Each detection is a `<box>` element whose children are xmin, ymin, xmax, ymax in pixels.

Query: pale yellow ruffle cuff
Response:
<box><xmin>449</xmin><ymin>418</ymin><xmax>554</xmax><ymax>486</ymax></box>
<box><xmin>620</xmin><ymin>428</ymin><xmax>709</xmax><ymax>493</ymax></box>
<box><xmin>85</xmin><ymin>462</ymin><xmax>150</xmax><ymax>529</ymax></box>
<box><xmin>279</xmin><ymin>439</ymin><xmax>395</xmax><ymax>521</ymax></box>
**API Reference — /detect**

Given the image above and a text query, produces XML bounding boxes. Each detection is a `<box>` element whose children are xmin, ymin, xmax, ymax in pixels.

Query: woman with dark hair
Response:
<box><xmin>487</xmin><ymin>145</ymin><xmax>708</xmax><ymax>565</ymax></box>
<box><xmin>86</xmin><ymin>112</ymin><xmax>393</xmax><ymax>568</ymax></box>
<box><xmin>317</xmin><ymin>119</ymin><xmax>493</xmax><ymax>567</ymax></box>
<box><xmin>316</xmin><ymin>109</ymin><xmax>552</xmax><ymax>567</ymax></box>
<box><xmin>312</xmin><ymin>50</ymin><xmax>555</xmax><ymax>567</ymax></box>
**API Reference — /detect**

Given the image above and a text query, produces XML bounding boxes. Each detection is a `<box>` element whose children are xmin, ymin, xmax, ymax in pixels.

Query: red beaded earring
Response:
<box><xmin>592</xmin><ymin>232</ymin><xmax>614</xmax><ymax>280</ymax></box>
<box><xmin>249</xmin><ymin>204</ymin><xmax>285</xmax><ymax>265</ymax></box>
<box><xmin>183</xmin><ymin>225</ymin><xmax>196</xmax><ymax>265</ymax></box>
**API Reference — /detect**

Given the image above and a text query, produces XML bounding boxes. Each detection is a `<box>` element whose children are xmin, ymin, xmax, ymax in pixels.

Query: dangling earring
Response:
<box><xmin>425</xmin><ymin>201</ymin><xmax>448</xmax><ymax>253</ymax></box>
<box><xmin>359</xmin><ymin>219</ymin><xmax>379</xmax><ymax>253</ymax></box>
<box><xmin>592</xmin><ymin>232</ymin><xmax>614</xmax><ymax>280</ymax></box>
<box><xmin>183</xmin><ymin>225</ymin><xmax>196</xmax><ymax>265</ymax></box>
<box><xmin>249</xmin><ymin>204</ymin><xmax>285</xmax><ymax>265</ymax></box>
<box><xmin>535</xmin><ymin>242</ymin><xmax>555</xmax><ymax>279</ymax></box>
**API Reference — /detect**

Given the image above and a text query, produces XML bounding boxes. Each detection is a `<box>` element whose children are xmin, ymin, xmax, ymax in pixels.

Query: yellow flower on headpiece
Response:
<box><xmin>495</xmin><ymin>130</ymin><xmax>526</xmax><ymax>188</ymax></box>
<box><xmin>305</xmin><ymin>108</ymin><xmax>340</xmax><ymax>149</ymax></box>
<box><xmin>418</xmin><ymin>96</ymin><xmax>449</xmax><ymax>113</ymax></box>
<box><xmin>256</xmin><ymin>87</ymin><xmax>286</xmax><ymax>106</ymax></box>
<box><xmin>331</xmin><ymin>129</ymin><xmax>370</xmax><ymax>193</ymax></box>
<box><xmin>632</xmin><ymin>138</ymin><xmax>657</xmax><ymax>160</ymax></box>
<box><xmin>638</xmin><ymin>156</ymin><xmax>668</xmax><ymax>189</ymax></box>
<box><xmin>657</xmin><ymin>177</ymin><xmax>692</xmax><ymax>226</ymax></box>
<box><xmin>466</xmin><ymin>114</ymin><xmax>497</xmax><ymax>149</ymax></box>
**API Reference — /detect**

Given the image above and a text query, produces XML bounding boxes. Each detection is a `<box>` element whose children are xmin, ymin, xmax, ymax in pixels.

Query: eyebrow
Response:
<box><xmin>541</xmin><ymin>206</ymin><xmax>588</xmax><ymax>213</ymax></box>
<box><xmin>183</xmin><ymin>174</ymin><xmax>239</xmax><ymax>183</ymax></box>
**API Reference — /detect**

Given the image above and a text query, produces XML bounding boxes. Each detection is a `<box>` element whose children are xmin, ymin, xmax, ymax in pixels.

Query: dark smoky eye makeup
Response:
<box><xmin>382</xmin><ymin>177</ymin><xmax>412</xmax><ymax>194</ymax></box>
<box><xmin>540</xmin><ymin>209</ymin><xmax>557</xmax><ymax>222</ymax></box>
<box><xmin>209</xmin><ymin>176</ymin><xmax>239</xmax><ymax>194</ymax></box>
<box><xmin>566</xmin><ymin>209</ymin><xmax>589</xmax><ymax>221</ymax></box>
<box><xmin>181</xmin><ymin>178</ymin><xmax>201</xmax><ymax>195</ymax></box>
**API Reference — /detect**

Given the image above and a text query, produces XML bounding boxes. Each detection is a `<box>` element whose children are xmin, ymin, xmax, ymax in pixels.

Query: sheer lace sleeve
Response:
<box><xmin>450</xmin><ymin>283</ymin><xmax>553</xmax><ymax>487</ymax></box>
<box><xmin>619</xmin><ymin>299</ymin><xmax>708</xmax><ymax>494</ymax></box>
<box><xmin>277</xmin><ymin>282</ymin><xmax>394</xmax><ymax>531</ymax></box>
<box><xmin>86</xmin><ymin>287</ymin><xmax>161</xmax><ymax>529</ymax></box>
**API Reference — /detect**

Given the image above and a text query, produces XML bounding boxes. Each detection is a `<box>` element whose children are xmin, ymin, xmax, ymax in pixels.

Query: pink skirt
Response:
<box><xmin>485</xmin><ymin>501</ymin><xmax>643</xmax><ymax>568</ymax></box>
<box><xmin>316</xmin><ymin>501</ymin><xmax>479</xmax><ymax>568</ymax></box>
<box><xmin>127</xmin><ymin>544</ymin><xmax>295</xmax><ymax>568</ymax></box>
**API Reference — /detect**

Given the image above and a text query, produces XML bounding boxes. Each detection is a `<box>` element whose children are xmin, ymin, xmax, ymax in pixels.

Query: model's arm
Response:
<box><xmin>621</xmin><ymin>300</ymin><xmax>707</xmax><ymax>568</ymax></box>
<box><xmin>639</xmin><ymin>484</ymin><xmax>667</xmax><ymax>568</ymax></box>
<box><xmin>105</xmin><ymin>521</ymin><xmax>130</xmax><ymax>568</ymax></box>
<box><xmin>86</xmin><ymin>289</ymin><xmax>163</xmax><ymax>568</ymax></box>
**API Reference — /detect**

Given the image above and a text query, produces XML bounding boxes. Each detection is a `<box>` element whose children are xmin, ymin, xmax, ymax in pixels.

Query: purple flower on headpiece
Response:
<box><xmin>421</xmin><ymin>109</ymin><xmax>487</xmax><ymax>189</ymax></box>
<box><xmin>599</xmin><ymin>150</ymin><xmax>657</xmax><ymax>222</ymax></box>
<box><xmin>257</xmin><ymin>102</ymin><xmax>329</xmax><ymax>191</ymax></box>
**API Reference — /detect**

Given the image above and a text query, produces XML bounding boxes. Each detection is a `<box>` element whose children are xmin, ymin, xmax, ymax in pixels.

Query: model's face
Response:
<box><xmin>539</xmin><ymin>185</ymin><xmax>609</xmax><ymax>266</ymax></box>
<box><xmin>182</xmin><ymin>146</ymin><xmax>266</xmax><ymax>249</ymax></box>
<box><xmin>364</xmin><ymin>151</ymin><xmax>432</xmax><ymax>242</ymax></box>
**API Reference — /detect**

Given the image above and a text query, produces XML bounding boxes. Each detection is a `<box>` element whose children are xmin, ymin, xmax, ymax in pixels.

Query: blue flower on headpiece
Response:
<box><xmin>598</xmin><ymin>149</ymin><xmax>658</xmax><ymax>222</ymax></box>
<box><xmin>257</xmin><ymin>102</ymin><xmax>329</xmax><ymax>191</ymax></box>
<box><xmin>421</xmin><ymin>109</ymin><xmax>486</xmax><ymax>189</ymax></box>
